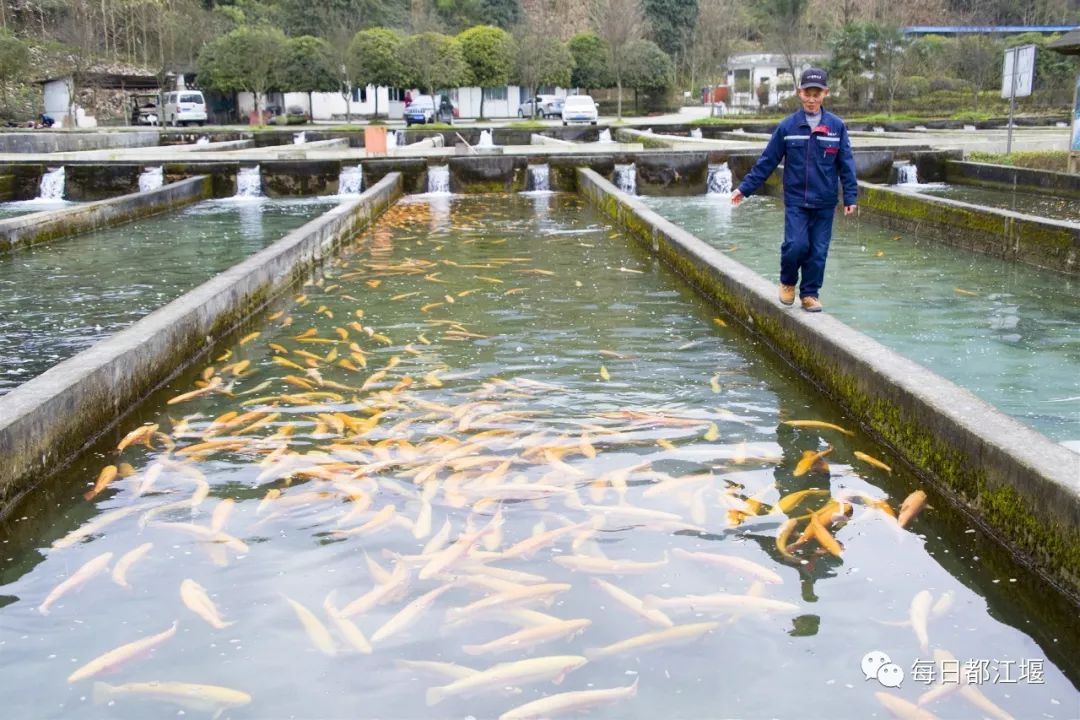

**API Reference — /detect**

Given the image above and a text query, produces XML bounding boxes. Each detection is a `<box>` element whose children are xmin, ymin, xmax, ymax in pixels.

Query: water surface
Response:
<box><xmin>0</xmin><ymin>197</ymin><xmax>339</xmax><ymax>395</ymax></box>
<box><xmin>0</xmin><ymin>194</ymin><xmax>1075</xmax><ymax>719</ymax></box>
<box><xmin>898</xmin><ymin>182</ymin><xmax>1080</xmax><ymax>224</ymax></box>
<box><xmin>641</xmin><ymin>194</ymin><xmax>1080</xmax><ymax>444</ymax></box>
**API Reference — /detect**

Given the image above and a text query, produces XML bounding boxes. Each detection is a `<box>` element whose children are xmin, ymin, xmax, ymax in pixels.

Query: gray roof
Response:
<box><xmin>1047</xmin><ymin>28</ymin><xmax>1080</xmax><ymax>54</ymax></box>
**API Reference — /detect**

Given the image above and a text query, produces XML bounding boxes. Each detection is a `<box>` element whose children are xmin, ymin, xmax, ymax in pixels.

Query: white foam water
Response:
<box><xmin>338</xmin><ymin>166</ymin><xmax>363</xmax><ymax>195</ymax></box>
<box><xmin>706</xmin><ymin>163</ymin><xmax>732</xmax><ymax>195</ymax></box>
<box><xmin>138</xmin><ymin>167</ymin><xmax>164</xmax><ymax>193</ymax></box>
<box><xmin>614</xmin><ymin>164</ymin><xmax>636</xmax><ymax>195</ymax></box>
<box><xmin>37</xmin><ymin>167</ymin><xmax>65</xmax><ymax>200</ymax></box>
<box><xmin>426</xmin><ymin>165</ymin><xmax>450</xmax><ymax>194</ymax></box>
<box><xmin>235</xmin><ymin>166</ymin><xmax>263</xmax><ymax>198</ymax></box>
<box><xmin>690</xmin><ymin>128</ymin><xmax>703</xmax><ymax>139</ymax></box>
<box><xmin>895</xmin><ymin>162</ymin><xmax>920</xmax><ymax>185</ymax></box>
<box><xmin>598</xmin><ymin>129</ymin><xmax>613</xmax><ymax>143</ymax></box>
<box><xmin>196</xmin><ymin>136</ymin><xmax>210</xmax><ymax>145</ymax></box>
<box><xmin>293</xmin><ymin>132</ymin><xmax>307</xmax><ymax>145</ymax></box>
<box><xmin>477</xmin><ymin>130</ymin><xmax>494</xmax><ymax>147</ymax></box>
<box><xmin>525</xmin><ymin>164</ymin><xmax>550</xmax><ymax>192</ymax></box>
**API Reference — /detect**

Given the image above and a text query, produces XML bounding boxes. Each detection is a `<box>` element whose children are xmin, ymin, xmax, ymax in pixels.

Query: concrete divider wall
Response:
<box><xmin>945</xmin><ymin>160</ymin><xmax>1080</xmax><ymax>199</ymax></box>
<box><xmin>0</xmin><ymin>130</ymin><xmax>160</xmax><ymax>154</ymax></box>
<box><xmin>857</xmin><ymin>181</ymin><xmax>1080</xmax><ymax>275</ymax></box>
<box><xmin>0</xmin><ymin>173</ymin><xmax>403</xmax><ymax>511</ymax></box>
<box><xmin>577</xmin><ymin>167</ymin><xmax>1080</xmax><ymax>599</ymax></box>
<box><xmin>0</xmin><ymin>176</ymin><xmax>212</xmax><ymax>251</ymax></box>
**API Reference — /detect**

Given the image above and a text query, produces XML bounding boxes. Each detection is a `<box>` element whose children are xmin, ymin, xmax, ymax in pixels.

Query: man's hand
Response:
<box><xmin>844</xmin><ymin>204</ymin><xmax>857</xmax><ymax>216</ymax></box>
<box><xmin>731</xmin><ymin>189</ymin><xmax>744</xmax><ymax>207</ymax></box>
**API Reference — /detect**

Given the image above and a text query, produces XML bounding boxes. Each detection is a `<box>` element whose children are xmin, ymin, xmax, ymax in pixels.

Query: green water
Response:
<box><xmin>641</xmin><ymin>194</ymin><xmax>1080</xmax><ymax>445</ymax></box>
<box><xmin>0</xmin><ymin>194</ymin><xmax>1075</xmax><ymax>720</ymax></box>
<box><xmin>0</xmin><ymin>197</ymin><xmax>340</xmax><ymax>395</ymax></box>
<box><xmin>897</xmin><ymin>182</ymin><xmax>1080</xmax><ymax>224</ymax></box>
<box><xmin>0</xmin><ymin>199</ymin><xmax>76</xmax><ymax>219</ymax></box>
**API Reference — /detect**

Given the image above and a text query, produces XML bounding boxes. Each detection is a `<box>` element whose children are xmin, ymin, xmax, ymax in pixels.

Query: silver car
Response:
<box><xmin>518</xmin><ymin>94</ymin><xmax>564</xmax><ymax>119</ymax></box>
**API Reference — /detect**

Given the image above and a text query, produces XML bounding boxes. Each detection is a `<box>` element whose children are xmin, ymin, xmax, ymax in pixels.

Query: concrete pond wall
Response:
<box><xmin>0</xmin><ymin>176</ymin><xmax>211</xmax><ymax>251</ymax></box>
<box><xmin>0</xmin><ymin>173</ymin><xmax>403</xmax><ymax>513</ymax></box>
<box><xmin>857</xmin><ymin>181</ymin><xmax>1080</xmax><ymax>275</ymax></box>
<box><xmin>944</xmin><ymin>160</ymin><xmax>1080</xmax><ymax>199</ymax></box>
<box><xmin>576</xmin><ymin>166</ymin><xmax>1080</xmax><ymax>600</ymax></box>
<box><xmin>0</xmin><ymin>130</ymin><xmax>160</xmax><ymax>154</ymax></box>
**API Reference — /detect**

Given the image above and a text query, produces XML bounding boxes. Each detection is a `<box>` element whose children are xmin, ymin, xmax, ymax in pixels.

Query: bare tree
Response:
<box><xmin>686</xmin><ymin>0</ymin><xmax>746</xmax><ymax>110</ymax></box>
<box><xmin>588</xmin><ymin>0</ymin><xmax>646</xmax><ymax>119</ymax></box>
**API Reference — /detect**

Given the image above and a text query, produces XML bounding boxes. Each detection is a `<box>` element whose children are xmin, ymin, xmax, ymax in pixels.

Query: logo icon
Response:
<box><xmin>862</xmin><ymin>650</ymin><xmax>905</xmax><ymax>687</ymax></box>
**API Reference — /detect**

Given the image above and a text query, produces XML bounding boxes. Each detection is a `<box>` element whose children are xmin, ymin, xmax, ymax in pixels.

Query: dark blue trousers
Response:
<box><xmin>781</xmin><ymin>205</ymin><xmax>835</xmax><ymax>298</ymax></box>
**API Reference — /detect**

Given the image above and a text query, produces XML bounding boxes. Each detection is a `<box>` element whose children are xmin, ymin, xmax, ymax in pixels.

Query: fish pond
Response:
<box><xmin>0</xmin><ymin>196</ymin><xmax>340</xmax><ymax>395</ymax></box>
<box><xmin>0</xmin><ymin>193</ymin><xmax>1076</xmax><ymax>719</ymax></box>
<box><xmin>0</xmin><ymin>198</ymin><xmax>76</xmax><ymax>220</ymax></box>
<box><xmin>641</xmin><ymin>193</ymin><xmax>1080</xmax><ymax>446</ymax></box>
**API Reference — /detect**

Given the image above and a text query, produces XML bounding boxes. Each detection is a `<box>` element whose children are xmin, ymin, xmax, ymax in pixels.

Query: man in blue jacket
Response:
<box><xmin>730</xmin><ymin>68</ymin><xmax>858</xmax><ymax>312</ymax></box>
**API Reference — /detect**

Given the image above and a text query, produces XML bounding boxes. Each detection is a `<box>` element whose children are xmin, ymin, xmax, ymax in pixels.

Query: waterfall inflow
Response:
<box><xmin>477</xmin><ymin>130</ymin><xmax>494</xmax><ymax>147</ymax></box>
<box><xmin>338</xmin><ymin>166</ymin><xmax>363</xmax><ymax>195</ymax></box>
<box><xmin>690</xmin><ymin>128</ymin><xmax>703</xmax><ymax>139</ymax></box>
<box><xmin>526</xmin><ymin>165</ymin><xmax>551</xmax><ymax>192</ymax></box>
<box><xmin>895</xmin><ymin>161</ymin><xmax>920</xmax><ymax>186</ymax></box>
<box><xmin>614</xmin><ymin>164</ymin><xmax>636</xmax><ymax>195</ymax></box>
<box><xmin>138</xmin><ymin>167</ymin><xmax>164</xmax><ymax>193</ymax></box>
<box><xmin>235</xmin><ymin>166</ymin><xmax>263</xmax><ymax>198</ymax></box>
<box><xmin>195</xmin><ymin>136</ymin><xmax>210</xmax><ymax>145</ymax></box>
<box><xmin>427</xmin><ymin>165</ymin><xmax>450</xmax><ymax>194</ymax></box>
<box><xmin>387</xmin><ymin>131</ymin><xmax>398</xmax><ymax>150</ymax></box>
<box><xmin>293</xmin><ymin>131</ymin><xmax>307</xmax><ymax>145</ymax></box>
<box><xmin>38</xmin><ymin>167</ymin><xmax>65</xmax><ymax>200</ymax></box>
<box><xmin>598</xmin><ymin>129</ymin><xmax>613</xmax><ymax>143</ymax></box>
<box><xmin>706</xmin><ymin>163</ymin><xmax>733</xmax><ymax>195</ymax></box>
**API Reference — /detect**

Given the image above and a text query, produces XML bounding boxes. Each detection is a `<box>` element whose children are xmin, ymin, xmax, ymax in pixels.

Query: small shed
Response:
<box><xmin>38</xmin><ymin>68</ymin><xmax>159</xmax><ymax>128</ymax></box>
<box><xmin>1047</xmin><ymin>29</ymin><xmax>1080</xmax><ymax>172</ymax></box>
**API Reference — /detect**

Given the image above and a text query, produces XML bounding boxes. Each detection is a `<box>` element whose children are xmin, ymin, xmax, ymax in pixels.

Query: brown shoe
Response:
<box><xmin>779</xmin><ymin>284</ymin><xmax>796</xmax><ymax>305</ymax></box>
<box><xmin>801</xmin><ymin>296</ymin><xmax>823</xmax><ymax>312</ymax></box>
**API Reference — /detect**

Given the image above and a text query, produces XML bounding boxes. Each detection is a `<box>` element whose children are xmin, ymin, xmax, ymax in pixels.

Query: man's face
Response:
<box><xmin>798</xmin><ymin>87</ymin><xmax>828</xmax><ymax>114</ymax></box>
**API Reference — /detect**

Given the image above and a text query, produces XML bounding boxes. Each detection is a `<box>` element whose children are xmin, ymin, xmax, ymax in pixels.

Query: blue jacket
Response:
<box><xmin>736</xmin><ymin>109</ymin><xmax>858</xmax><ymax>209</ymax></box>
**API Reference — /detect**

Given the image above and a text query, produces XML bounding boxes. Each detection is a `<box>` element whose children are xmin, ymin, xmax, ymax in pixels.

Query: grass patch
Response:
<box><xmin>507</xmin><ymin>120</ymin><xmax>547</xmax><ymax>129</ymax></box>
<box><xmin>966</xmin><ymin>150</ymin><xmax>1070</xmax><ymax>172</ymax></box>
<box><xmin>949</xmin><ymin>111</ymin><xmax>994</xmax><ymax>122</ymax></box>
<box><xmin>850</xmin><ymin>113</ymin><xmax>923</xmax><ymax>124</ymax></box>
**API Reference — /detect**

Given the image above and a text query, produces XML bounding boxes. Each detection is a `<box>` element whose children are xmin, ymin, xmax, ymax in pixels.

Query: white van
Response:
<box><xmin>163</xmin><ymin>91</ymin><xmax>208</xmax><ymax>127</ymax></box>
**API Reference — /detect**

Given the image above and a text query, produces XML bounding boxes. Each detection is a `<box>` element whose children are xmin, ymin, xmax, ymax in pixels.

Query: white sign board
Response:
<box><xmin>1001</xmin><ymin>44</ymin><xmax>1036</xmax><ymax>99</ymax></box>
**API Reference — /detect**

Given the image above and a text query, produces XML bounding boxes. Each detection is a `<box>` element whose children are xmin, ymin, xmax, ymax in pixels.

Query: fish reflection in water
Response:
<box><xmin>25</xmin><ymin>198</ymin><xmax>1037</xmax><ymax>720</ymax></box>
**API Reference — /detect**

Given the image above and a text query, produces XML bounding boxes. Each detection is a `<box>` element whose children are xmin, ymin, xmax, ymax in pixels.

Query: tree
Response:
<box><xmin>514</xmin><ymin>34</ymin><xmax>573</xmax><ymax>116</ymax></box>
<box><xmin>277</xmin><ymin>0</ymin><xmax>407</xmax><ymax>38</ymax></box>
<box><xmin>0</xmin><ymin>30</ymin><xmax>30</xmax><ymax>111</ymax></box>
<box><xmin>589</xmin><ymin>0</ymin><xmax>647</xmax><ymax>119</ymax></box>
<box><xmin>285</xmin><ymin>36</ymin><xmax>339</xmax><ymax>117</ymax></box>
<box><xmin>198</xmin><ymin>25</ymin><xmax>288</xmax><ymax>124</ymax></box>
<box><xmin>753</xmin><ymin>0</ymin><xmax>809</xmax><ymax>86</ymax></box>
<box><xmin>868</xmin><ymin>25</ymin><xmax>909</xmax><ymax>115</ymax></box>
<box><xmin>433</xmin><ymin>0</ymin><xmax>522</xmax><ymax>32</ymax></box>
<box><xmin>568</xmin><ymin>32</ymin><xmax>611</xmax><ymax>91</ymax></box>
<box><xmin>348</xmin><ymin>27</ymin><xmax>405</xmax><ymax>118</ymax></box>
<box><xmin>399</xmin><ymin>31</ymin><xmax>470</xmax><ymax>99</ymax></box>
<box><xmin>622</xmin><ymin>39</ymin><xmax>673</xmax><ymax>112</ymax></box>
<box><xmin>458</xmin><ymin>25</ymin><xmax>515</xmax><ymax>118</ymax></box>
<box><xmin>641</xmin><ymin>0</ymin><xmax>696</xmax><ymax>67</ymax></box>
<box><xmin>828</xmin><ymin>22</ymin><xmax>874</xmax><ymax>97</ymax></box>
<box><xmin>951</xmin><ymin>34</ymin><xmax>999</xmax><ymax>111</ymax></box>
<box><xmin>686</xmin><ymin>0</ymin><xmax>744</xmax><ymax>110</ymax></box>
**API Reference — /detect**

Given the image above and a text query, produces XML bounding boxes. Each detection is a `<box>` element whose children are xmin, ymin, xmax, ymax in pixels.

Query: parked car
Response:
<box><xmin>163</xmin><ymin>90</ymin><xmax>207</xmax><ymax>126</ymax></box>
<box><xmin>518</xmin><ymin>94</ymin><xmax>563</xmax><ymax>119</ymax></box>
<box><xmin>404</xmin><ymin>95</ymin><xmax>454</xmax><ymax>126</ymax></box>
<box><xmin>562</xmin><ymin>95</ymin><xmax>598</xmax><ymax>126</ymax></box>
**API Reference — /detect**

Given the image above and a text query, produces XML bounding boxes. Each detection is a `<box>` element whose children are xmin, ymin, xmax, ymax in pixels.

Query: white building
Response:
<box><xmin>237</xmin><ymin>85</ymin><xmax>570</xmax><ymax>121</ymax></box>
<box><xmin>725</xmin><ymin>53</ymin><xmax>828</xmax><ymax>108</ymax></box>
